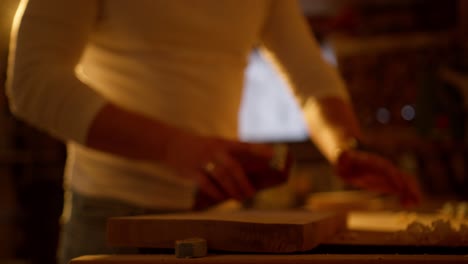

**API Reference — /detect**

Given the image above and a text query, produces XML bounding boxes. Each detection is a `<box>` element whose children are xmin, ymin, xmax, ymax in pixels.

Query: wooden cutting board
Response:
<box><xmin>107</xmin><ymin>210</ymin><xmax>346</xmax><ymax>253</ymax></box>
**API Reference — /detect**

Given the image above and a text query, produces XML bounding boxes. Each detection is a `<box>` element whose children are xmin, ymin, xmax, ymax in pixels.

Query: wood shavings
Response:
<box><xmin>439</xmin><ymin>201</ymin><xmax>468</xmax><ymax>220</ymax></box>
<box><xmin>406</xmin><ymin>221</ymin><xmax>431</xmax><ymax>234</ymax></box>
<box><xmin>345</xmin><ymin>206</ymin><xmax>468</xmax><ymax>246</ymax></box>
<box><xmin>459</xmin><ymin>224</ymin><xmax>468</xmax><ymax>243</ymax></box>
<box><xmin>393</xmin><ymin>217</ymin><xmax>468</xmax><ymax>245</ymax></box>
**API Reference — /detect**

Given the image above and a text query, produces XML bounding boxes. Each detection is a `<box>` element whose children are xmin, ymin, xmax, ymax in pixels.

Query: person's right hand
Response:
<box><xmin>85</xmin><ymin>103</ymin><xmax>276</xmax><ymax>208</ymax></box>
<box><xmin>164</xmin><ymin>131</ymin><xmax>274</xmax><ymax>208</ymax></box>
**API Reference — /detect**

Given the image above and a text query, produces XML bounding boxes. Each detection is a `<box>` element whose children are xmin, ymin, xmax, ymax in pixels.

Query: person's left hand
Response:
<box><xmin>335</xmin><ymin>149</ymin><xmax>423</xmax><ymax>207</ymax></box>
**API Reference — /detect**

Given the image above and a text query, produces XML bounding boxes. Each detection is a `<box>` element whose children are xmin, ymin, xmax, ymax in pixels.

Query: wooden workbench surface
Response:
<box><xmin>71</xmin><ymin>254</ymin><xmax>468</xmax><ymax>264</ymax></box>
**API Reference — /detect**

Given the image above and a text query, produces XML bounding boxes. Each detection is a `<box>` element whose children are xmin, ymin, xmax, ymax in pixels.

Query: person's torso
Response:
<box><xmin>69</xmin><ymin>0</ymin><xmax>273</xmax><ymax>209</ymax></box>
<box><xmin>79</xmin><ymin>0</ymin><xmax>272</xmax><ymax>137</ymax></box>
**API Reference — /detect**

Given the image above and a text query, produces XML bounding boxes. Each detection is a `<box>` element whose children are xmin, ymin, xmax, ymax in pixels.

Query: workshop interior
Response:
<box><xmin>1</xmin><ymin>0</ymin><xmax>468</xmax><ymax>263</ymax></box>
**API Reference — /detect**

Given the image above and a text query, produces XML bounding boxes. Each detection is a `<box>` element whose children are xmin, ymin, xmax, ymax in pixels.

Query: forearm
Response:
<box><xmin>303</xmin><ymin>96</ymin><xmax>362</xmax><ymax>164</ymax></box>
<box><xmin>86</xmin><ymin>103</ymin><xmax>186</xmax><ymax>163</ymax></box>
<box><xmin>260</xmin><ymin>1</ymin><xmax>360</xmax><ymax>161</ymax></box>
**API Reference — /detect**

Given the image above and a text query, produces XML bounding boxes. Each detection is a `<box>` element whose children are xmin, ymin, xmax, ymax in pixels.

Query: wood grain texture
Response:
<box><xmin>70</xmin><ymin>254</ymin><xmax>468</xmax><ymax>264</ymax></box>
<box><xmin>107</xmin><ymin>210</ymin><xmax>346</xmax><ymax>253</ymax></box>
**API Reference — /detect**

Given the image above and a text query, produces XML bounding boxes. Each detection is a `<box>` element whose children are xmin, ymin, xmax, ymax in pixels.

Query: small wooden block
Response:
<box><xmin>175</xmin><ymin>238</ymin><xmax>207</xmax><ymax>258</ymax></box>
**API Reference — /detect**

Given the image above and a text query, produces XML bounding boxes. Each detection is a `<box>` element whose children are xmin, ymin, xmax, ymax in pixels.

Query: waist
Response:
<box><xmin>65</xmin><ymin>143</ymin><xmax>197</xmax><ymax>209</ymax></box>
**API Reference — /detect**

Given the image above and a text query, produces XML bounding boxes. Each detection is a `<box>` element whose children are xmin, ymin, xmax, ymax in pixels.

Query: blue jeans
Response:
<box><xmin>58</xmin><ymin>191</ymin><xmax>178</xmax><ymax>264</ymax></box>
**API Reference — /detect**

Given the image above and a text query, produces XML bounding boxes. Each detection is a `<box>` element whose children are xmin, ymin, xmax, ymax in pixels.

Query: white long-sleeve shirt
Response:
<box><xmin>7</xmin><ymin>0</ymin><xmax>348</xmax><ymax>209</ymax></box>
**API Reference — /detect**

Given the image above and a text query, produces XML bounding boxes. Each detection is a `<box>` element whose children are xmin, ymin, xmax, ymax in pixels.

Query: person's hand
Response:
<box><xmin>164</xmin><ymin>131</ymin><xmax>274</xmax><ymax>208</ymax></box>
<box><xmin>335</xmin><ymin>149</ymin><xmax>423</xmax><ymax>207</ymax></box>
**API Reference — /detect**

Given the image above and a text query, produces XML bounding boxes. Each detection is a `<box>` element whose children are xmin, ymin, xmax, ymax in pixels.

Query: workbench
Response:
<box><xmin>66</xmin><ymin>194</ymin><xmax>468</xmax><ymax>264</ymax></box>
<box><xmin>71</xmin><ymin>253</ymin><xmax>468</xmax><ymax>264</ymax></box>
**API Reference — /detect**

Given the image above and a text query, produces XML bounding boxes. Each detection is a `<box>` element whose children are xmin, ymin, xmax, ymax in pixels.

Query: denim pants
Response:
<box><xmin>58</xmin><ymin>191</ymin><xmax>177</xmax><ymax>264</ymax></box>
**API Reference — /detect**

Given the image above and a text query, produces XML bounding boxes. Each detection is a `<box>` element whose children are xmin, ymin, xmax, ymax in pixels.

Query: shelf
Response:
<box><xmin>328</xmin><ymin>31</ymin><xmax>457</xmax><ymax>57</ymax></box>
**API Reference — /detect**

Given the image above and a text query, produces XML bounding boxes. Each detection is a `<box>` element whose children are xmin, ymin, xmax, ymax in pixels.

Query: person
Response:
<box><xmin>6</xmin><ymin>0</ymin><xmax>422</xmax><ymax>263</ymax></box>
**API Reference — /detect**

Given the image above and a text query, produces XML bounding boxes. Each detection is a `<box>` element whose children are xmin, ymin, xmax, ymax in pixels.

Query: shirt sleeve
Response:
<box><xmin>6</xmin><ymin>0</ymin><xmax>107</xmax><ymax>144</ymax></box>
<box><xmin>260</xmin><ymin>0</ymin><xmax>350</xmax><ymax>105</ymax></box>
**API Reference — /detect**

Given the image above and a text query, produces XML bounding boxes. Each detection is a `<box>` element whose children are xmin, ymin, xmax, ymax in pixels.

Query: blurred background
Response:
<box><xmin>1</xmin><ymin>0</ymin><xmax>467</xmax><ymax>263</ymax></box>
